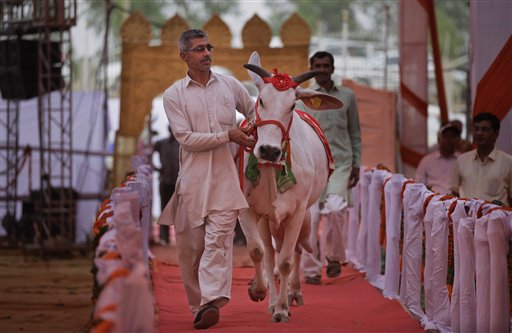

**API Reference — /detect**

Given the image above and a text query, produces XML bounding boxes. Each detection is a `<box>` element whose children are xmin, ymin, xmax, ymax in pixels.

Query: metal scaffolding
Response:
<box><xmin>1</xmin><ymin>0</ymin><xmax>77</xmax><ymax>247</ymax></box>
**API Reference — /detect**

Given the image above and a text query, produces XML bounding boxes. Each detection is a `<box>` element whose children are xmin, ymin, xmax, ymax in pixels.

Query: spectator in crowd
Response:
<box><xmin>157</xmin><ymin>29</ymin><xmax>255</xmax><ymax>330</ymax></box>
<box><xmin>451</xmin><ymin>119</ymin><xmax>473</xmax><ymax>153</ymax></box>
<box><xmin>451</xmin><ymin>112</ymin><xmax>512</xmax><ymax>206</ymax></box>
<box><xmin>153</xmin><ymin>126</ymin><xmax>180</xmax><ymax>245</ymax></box>
<box><xmin>297</xmin><ymin>51</ymin><xmax>361</xmax><ymax>285</ymax></box>
<box><xmin>415</xmin><ymin>121</ymin><xmax>461</xmax><ymax>194</ymax></box>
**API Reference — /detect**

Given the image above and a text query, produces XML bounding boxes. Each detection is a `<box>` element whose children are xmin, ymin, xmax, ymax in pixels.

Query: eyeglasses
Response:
<box><xmin>184</xmin><ymin>44</ymin><xmax>214</xmax><ymax>53</ymax></box>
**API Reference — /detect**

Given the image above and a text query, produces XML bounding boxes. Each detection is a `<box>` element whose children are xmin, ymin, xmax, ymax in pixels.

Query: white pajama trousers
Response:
<box><xmin>174</xmin><ymin>209</ymin><xmax>237</xmax><ymax>316</ymax></box>
<box><xmin>302</xmin><ymin>195</ymin><xmax>347</xmax><ymax>277</ymax></box>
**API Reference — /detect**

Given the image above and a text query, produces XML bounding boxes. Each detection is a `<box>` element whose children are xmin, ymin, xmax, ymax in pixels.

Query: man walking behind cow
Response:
<box><xmin>298</xmin><ymin>51</ymin><xmax>361</xmax><ymax>285</ymax></box>
<box><xmin>158</xmin><ymin>29</ymin><xmax>255</xmax><ymax>329</ymax></box>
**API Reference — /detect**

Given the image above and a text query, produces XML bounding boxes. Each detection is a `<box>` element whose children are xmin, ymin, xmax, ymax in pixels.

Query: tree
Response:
<box><xmin>265</xmin><ymin>0</ymin><xmax>361</xmax><ymax>37</ymax></box>
<box><xmin>83</xmin><ymin>0</ymin><xmax>241</xmax><ymax>51</ymax></box>
<box><xmin>435</xmin><ymin>1</ymin><xmax>469</xmax><ymax>59</ymax></box>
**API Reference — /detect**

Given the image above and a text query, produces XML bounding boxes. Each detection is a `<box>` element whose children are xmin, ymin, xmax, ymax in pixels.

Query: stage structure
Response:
<box><xmin>0</xmin><ymin>1</ymin><xmax>77</xmax><ymax>249</ymax></box>
<box><xmin>114</xmin><ymin>12</ymin><xmax>312</xmax><ymax>186</ymax></box>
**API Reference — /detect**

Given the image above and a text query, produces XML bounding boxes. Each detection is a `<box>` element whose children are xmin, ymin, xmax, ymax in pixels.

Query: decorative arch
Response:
<box><xmin>114</xmin><ymin>12</ymin><xmax>311</xmax><ymax>185</ymax></box>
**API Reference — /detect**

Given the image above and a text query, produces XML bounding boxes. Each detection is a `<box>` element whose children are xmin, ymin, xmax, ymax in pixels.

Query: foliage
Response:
<box><xmin>83</xmin><ymin>1</ymin><xmax>168</xmax><ymax>38</ymax></box>
<box><xmin>83</xmin><ymin>0</ymin><xmax>240</xmax><ymax>39</ymax></box>
<box><xmin>263</xmin><ymin>0</ymin><xmax>468</xmax><ymax>59</ymax></box>
<box><xmin>435</xmin><ymin>1</ymin><xmax>469</xmax><ymax>58</ymax></box>
<box><xmin>174</xmin><ymin>0</ymin><xmax>240</xmax><ymax>28</ymax></box>
<box><xmin>265</xmin><ymin>0</ymin><xmax>359</xmax><ymax>36</ymax></box>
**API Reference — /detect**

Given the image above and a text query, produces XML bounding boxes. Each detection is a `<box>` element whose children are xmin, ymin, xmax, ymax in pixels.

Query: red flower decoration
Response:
<box><xmin>263</xmin><ymin>68</ymin><xmax>298</xmax><ymax>91</ymax></box>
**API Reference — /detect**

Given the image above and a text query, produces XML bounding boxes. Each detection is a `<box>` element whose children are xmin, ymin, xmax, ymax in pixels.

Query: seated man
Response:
<box><xmin>450</xmin><ymin>112</ymin><xmax>512</xmax><ymax>206</ymax></box>
<box><xmin>415</xmin><ymin>121</ymin><xmax>461</xmax><ymax>194</ymax></box>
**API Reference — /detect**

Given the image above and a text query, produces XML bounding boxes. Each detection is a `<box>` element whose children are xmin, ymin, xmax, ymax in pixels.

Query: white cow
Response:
<box><xmin>238</xmin><ymin>51</ymin><xmax>343</xmax><ymax>322</ymax></box>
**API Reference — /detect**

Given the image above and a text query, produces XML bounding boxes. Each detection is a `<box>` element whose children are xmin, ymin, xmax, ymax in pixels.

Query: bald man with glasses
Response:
<box><xmin>158</xmin><ymin>29</ymin><xmax>255</xmax><ymax>329</ymax></box>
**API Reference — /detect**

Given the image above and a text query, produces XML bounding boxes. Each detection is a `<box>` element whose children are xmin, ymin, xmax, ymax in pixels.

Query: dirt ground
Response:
<box><xmin>0</xmin><ymin>243</ymin><xmax>252</xmax><ymax>333</ymax></box>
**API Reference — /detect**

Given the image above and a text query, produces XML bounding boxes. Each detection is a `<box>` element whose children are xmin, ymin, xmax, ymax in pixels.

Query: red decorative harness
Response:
<box><xmin>238</xmin><ymin>69</ymin><xmax>334</xmax><ymax>190</ymax></box>
<box><xmin>238</xmin><ymin>107</ymin><xmax>334</xmax><ymax>190</ymax></box>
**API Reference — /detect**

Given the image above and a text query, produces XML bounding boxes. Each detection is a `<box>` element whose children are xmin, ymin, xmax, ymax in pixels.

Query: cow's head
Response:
<box><xmin>244</xmin><ymin>51</ymin><xmax>343</xmax><ymax>163</ymax></box>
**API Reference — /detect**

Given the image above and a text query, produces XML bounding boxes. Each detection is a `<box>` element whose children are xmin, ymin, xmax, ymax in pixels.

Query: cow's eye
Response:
<box><xmin>259</xmin><ymin>97</ymin><xmax>264</xmax><ymax>109</ymax></box>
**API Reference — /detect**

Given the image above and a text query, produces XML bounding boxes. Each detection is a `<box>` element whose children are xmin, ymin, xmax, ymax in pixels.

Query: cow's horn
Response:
<box><xmin>292</xmin><ymin>71</ymin><xmax>324</xmax><ymax>85</ymax></box>
<box><xmin>243</xmin><ymin>64</ymin><xmax>272</xmax><ymax>78</ymax></box>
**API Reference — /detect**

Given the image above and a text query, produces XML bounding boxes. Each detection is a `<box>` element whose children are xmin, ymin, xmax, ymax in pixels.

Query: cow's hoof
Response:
<box><xmin>288</xmin><ymin>293</ymin><xmax>304</xmax><ymax>306</ymax></box>
<box><xmin>248</xmin><ymin>285</ymin><xmax>266</xmax><ymax>302</ymax></box>
<box><xmin>272</xmin><ymin>313</ymin><xmax>289</xmax><ymax>323</ymax></box>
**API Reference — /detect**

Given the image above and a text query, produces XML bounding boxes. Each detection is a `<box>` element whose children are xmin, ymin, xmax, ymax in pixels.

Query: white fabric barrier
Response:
<box><xmin>449</xmin><ymin>199</ymin><xmax>469</xmax><ymax>332</ymax></box>
<box><xmin>346</xmin><ymin>182</ymin><xmax>361</xmax><ymax>264</ymax></box>
<box><xmin>355</xmin><ymin>170</ymin><xmax>372</xmax><ymax>271</ymax></box>
<box><xmin>422</xmin><ymin>193</ymin><xmax>441</xmax><ymax>330</ymax></box>
<box><xmin>475</xmin><ymin>211</ymin><xmax>491</xmax><ymax>332</ymax></box>
<box><xmin>344</xmin><ymin>167</ymin><xmax>512</xmax><ymax>333</ymax></box>
<box><xmin>382</xmin><ymin>174</ymin><xmax>406</xmax><ymax>299</ymax></box>
<box><xmin>429</xmin><ymin>198</ymin><xmax>453</xmax><ymax>332</ymax></box>
<box><xmin>90</xmin><ymin>159</ymin><xmax>155</xmax><ymax>333</ymax></box>
<box><xmin>401</xmin><ymin>182</ymin><xmax>428</xmax><ymax>320</ymax></box>
<box><xmin>487</xmin><ymin>209</ymin><xmax>511</xmax><ymax>333</ymax></box>
<box><xmin>366</xmin><ymin>169</ymin><xmax>391</xmax><ymax>287</ymax></box>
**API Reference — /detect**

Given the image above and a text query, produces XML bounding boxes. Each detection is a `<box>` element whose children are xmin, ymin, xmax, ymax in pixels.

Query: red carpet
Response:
<box><xmin>152</xmin><ymin>262</ymin><xmax>423</xmax><ymax>332</ymax></box>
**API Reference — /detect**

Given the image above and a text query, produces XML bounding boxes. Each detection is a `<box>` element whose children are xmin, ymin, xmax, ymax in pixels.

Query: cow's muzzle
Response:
<box><xmin>259</xmin><ymin>145</ymin><xmax>282</xmax><ymax>162</ymax></box>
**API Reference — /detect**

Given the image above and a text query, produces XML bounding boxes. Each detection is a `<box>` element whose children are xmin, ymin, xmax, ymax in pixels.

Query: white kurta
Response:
<box><xmin>159</xmin><ymin>72</ymin><xmax>255</xmax><ymax>229</ymax></box>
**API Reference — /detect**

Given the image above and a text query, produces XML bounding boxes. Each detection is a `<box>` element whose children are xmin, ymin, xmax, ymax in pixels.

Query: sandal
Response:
<box><xmin>194</xmin><ymin>304</ymin><xmax>219</xmax><ymax>329</ymax></box>
<box><xmin>305</xmin><ymin>274</ymin><xmax>321</xmax><ymax>285</ymax></box>
<box><xmin>326</xmin><ymin>258</ymin><xmax>341</xmax><ymax>278</ymax></box>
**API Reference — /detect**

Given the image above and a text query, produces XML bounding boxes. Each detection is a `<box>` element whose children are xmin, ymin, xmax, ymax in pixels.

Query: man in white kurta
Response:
<box><xmin>158</xmin><ymin>29</ymin><xmax>255</xmax><ymax>330</ymax></box>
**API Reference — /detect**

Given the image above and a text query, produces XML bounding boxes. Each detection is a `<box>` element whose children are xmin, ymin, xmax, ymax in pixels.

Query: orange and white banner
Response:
<box><xmin>343</xmin><ymin>80</ymin><xmax>397</xmax><ymax>172</ymax></box>
<box><xmin>399</xmin><ymin>0</ymin><xmax>429</xmax><ymax>177</ymax></box>
<box><xmin>470</xmin><ymin>0</ymin><xmax>512</xmax><ymax>154</ymax></box>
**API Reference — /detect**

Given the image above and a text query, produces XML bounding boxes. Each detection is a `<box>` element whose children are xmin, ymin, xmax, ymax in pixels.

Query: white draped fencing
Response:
<box><xmin>90</xmin><ymin>156</ymin><xmax>155</xmax><ymax>333</ymax></box>
<box><xmin>347</xmin><ymin>167</ymin><xmax>512</xmax><ymax>333</ymax></box>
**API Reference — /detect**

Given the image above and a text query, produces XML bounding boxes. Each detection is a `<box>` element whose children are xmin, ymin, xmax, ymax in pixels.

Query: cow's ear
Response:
<box><xmin>246</xmin><ymin>51</ymin><xmax>264</xmax><ymax>90</ymax></box>
<box><xmin>247</xmin><ymin>71</ymin><xmax>265</xmax><ymax>90</ymax></box>
<box><xmin>296</xmin><ymin>88</ymin><xmax>343</xmax><ymax>110</ymax></box>
<box><xmin>248</xmin><ymin>51</ymin><xmax>261</xmax><ymax>66</ymax></box>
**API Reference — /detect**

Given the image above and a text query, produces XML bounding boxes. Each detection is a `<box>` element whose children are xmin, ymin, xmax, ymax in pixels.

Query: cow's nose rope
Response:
<box><xmin>238</xmin><ymin>99</ymin><xmax>293</xmax><ymax>191</ymax></box>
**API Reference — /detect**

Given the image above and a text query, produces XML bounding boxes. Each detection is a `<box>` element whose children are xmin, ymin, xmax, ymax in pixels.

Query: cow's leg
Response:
<box><xmin>258</xmin><ymin>217</ymin><xmax>279</xmax><ymax>314</ymax></box>
<box><xmin>238</xmin><ymin>210</ymin><xmax>267</xmax><ymax>302</ymax></box>
<box><xmin>273</xmin><ymin>212</ymin><xmax>305</xmax><ymax>322</ymax></box>
<box><xmin>288</xmin><ymin>248</ymin><xmax>304</xmax><ymax>306</ymax></box>
<box><xmin>289</xmin><ymin>209</ymin><xmax>312</xmax><ymax>306</ymax></box>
